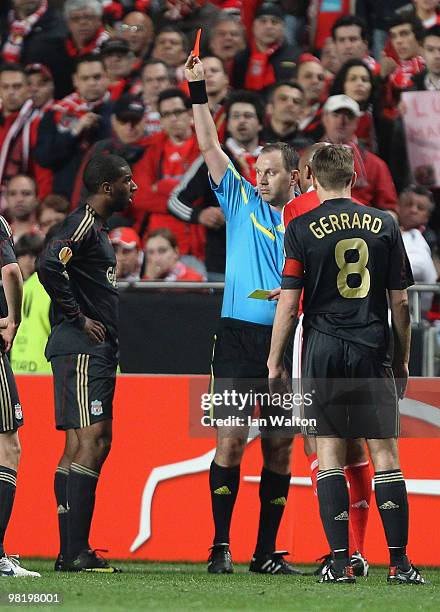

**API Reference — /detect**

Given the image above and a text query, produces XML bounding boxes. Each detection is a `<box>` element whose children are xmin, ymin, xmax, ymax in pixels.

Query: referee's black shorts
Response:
<box><xmin>302</xmin><ymin>327</ymin><xmax>399</xmax><ymax>439</ymax></box>
<box><xmin>51</xmin><ymin>353</ymin><xmax>117</xmax><ymax>430</ymax></box>
<box><xmin>210</xmin><ymin>318</ymin><xmax>296</xmax><ymax>435</ymax></box>
<box><xmin>0</xmin><ymin>353</ymin><xmax>23</xmax><ymax>433</ymax></box>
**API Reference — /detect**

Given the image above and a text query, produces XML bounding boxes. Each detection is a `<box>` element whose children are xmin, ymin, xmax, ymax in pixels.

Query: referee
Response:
<box><xmin>185</xmin><ymin>53</ymin><xmax>301</xmax><ymax>575</ymax></box>
<box><xmin>269</xmin><ymin>145</ymin><xmax>424</xmax><ymax>584</ymax></box>
<box><xmin>38</xmin><ymin>154</ymin><xmax>137</xmax><ymax>572</ymax></box>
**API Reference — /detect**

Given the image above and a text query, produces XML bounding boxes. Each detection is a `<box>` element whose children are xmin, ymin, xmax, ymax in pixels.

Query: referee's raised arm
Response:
<box><xmin>184</xmin><ymin>53</ymin><xmax>229</xmax><ymax>186</ymax></box>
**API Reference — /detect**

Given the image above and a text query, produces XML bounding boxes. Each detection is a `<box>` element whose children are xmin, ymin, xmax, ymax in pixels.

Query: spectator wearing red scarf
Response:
<box><xmin>35</xmin><ymin>55</ymin><xmax>113</xmax><ymax>200</ymax></box>
<box><xmin>62</xmin><ymin>0</ymin><xmax>110</xmax><ymax>93</ymax></box>
<box><xmin>231</xmin><ymin>3</ymin><xmax>297</xmax><ymax>94</ymax></box>
<box><xmin>0</xmin><ymin>64</ymin><xmax>34</xmax><ymax>208</ymax></box>
<box><xmin>25</xmin><ymin>63</ymin><xmax>55</xmax><ymax>200</ymax></box>
<box><xmin>0</xmin><ymin>0</ymin><xmax>69</xmax><ymax>98</ymax></box>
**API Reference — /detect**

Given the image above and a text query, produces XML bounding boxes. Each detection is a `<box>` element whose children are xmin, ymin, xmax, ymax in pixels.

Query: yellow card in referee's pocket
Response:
<box><xmin>248</xmin><ymin>289</ymin><xmax>272</xmax><ymax>300</ymax></box>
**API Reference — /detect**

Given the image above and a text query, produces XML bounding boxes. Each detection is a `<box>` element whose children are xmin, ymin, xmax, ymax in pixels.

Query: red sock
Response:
<box><xmin>345</xmin><ymin>461</ymin><xmax>372</xmax><ymax>555</ymax></box>
<box><xmin>308</xmin><ymin>452</ymin><xmax>319</xmax><ymax>496</ymax></box>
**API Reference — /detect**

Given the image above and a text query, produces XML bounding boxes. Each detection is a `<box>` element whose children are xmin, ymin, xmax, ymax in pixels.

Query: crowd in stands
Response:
<box><xmin>1</xmin><ymin>0</ymin><xmax>440</xmax><ymax>359</ymax></box>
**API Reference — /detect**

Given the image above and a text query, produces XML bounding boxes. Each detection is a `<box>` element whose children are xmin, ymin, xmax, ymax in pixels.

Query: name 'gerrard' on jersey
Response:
<box><xmin>282</xmin><ymin>198</ymin><xmax>414</xmax><ymax>361</ymax></box>
<box><xmin>38</xmin><ymin>203</ymin><xmax>118</xmax><ymax>360</ymax></box>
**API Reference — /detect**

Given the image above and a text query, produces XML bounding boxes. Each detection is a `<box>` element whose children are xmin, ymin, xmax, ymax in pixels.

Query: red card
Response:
<box><xmin>193</xmin><ymin>28</ymin><xmax>201</xmax><ymax>57</ymax></box>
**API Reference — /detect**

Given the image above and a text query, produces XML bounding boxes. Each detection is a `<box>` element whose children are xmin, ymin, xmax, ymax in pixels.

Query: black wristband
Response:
<box><xmin>189</xmin><ymin>80</ymin><xmax>208</xmax><ymax>104</ymax></box>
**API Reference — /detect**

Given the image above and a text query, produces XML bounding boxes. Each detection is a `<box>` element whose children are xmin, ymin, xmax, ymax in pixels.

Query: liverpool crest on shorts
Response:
<box><xmin>14</xmin><ymin>403</ymin><xmax>23</xmax><ymax>420</ymax></box>
<box><xmin>91</xmin><ymin>400</ymin><xmax>103</xmax><ymax>416</ymax></box>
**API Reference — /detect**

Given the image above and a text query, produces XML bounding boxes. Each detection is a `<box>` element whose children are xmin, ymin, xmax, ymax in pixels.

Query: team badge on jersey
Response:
<box><xmin>91</xmin><ymin>400</ymin><xmax>103</xmax><ymax>416</ymax></box>
<box><xmin>14</xmin><ymin>403</ymin><xmax>23</xmax><ymax>420</ymax></box>
<box><xmin>106</xmin><ymin>266</ymin><xmax>117</xmax><ymax>287</ymax></box>
<box><xmin>59</xmin><ymin>247</ymin><xmax>73</xmax><ymax>265</ymax></box>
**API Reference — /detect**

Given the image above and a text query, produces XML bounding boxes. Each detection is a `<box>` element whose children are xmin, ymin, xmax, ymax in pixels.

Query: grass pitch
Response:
<box><xmin>0</xmin><ymin>560</ymin><xmax>437</xmax><ymax>611</ymax></box>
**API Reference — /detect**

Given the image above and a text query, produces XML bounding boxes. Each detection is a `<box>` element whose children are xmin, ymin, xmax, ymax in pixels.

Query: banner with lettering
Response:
<box><xmin>402</xmin><ymin>91</ymin><xmax>440</xmax><ymax>188</ymax></box>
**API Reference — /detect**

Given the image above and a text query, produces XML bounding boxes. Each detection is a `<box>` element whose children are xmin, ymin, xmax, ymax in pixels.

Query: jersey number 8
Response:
<box><xmin>335</xmin><ymin>238</ymin><xmax>370</xmax><ymax>299</ymax></box>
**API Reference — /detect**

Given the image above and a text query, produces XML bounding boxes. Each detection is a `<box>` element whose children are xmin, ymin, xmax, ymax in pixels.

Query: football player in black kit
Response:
<box><xmin>0</xmin><ymin>216</ymin><xmax>41</xmax><ymax>577</ymax></box>
<box><xmin>38</xmin><ymin>154</ymin><xmax>137</xmax><ymax>572</ymax></box>
<box><xmin>268</xmin><ymin>145</ymin><xmax>425</xmax><ymax>585</ymax></box>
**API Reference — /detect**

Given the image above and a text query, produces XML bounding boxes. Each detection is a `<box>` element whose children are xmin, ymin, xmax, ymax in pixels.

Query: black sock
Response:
<box><xmin>254</xmin><ymin>467</ymin><xmax>290</xmax><ymax>558</ymax></box>
<box><xmin>209</xmin><ymin>461</ymin><xmax>240</xmax><ymax>545</ymax></box>
<box><xmin>0</xmin><ymin>466</ymin><xmax>16</xmax><ymax>557</ymax></box>
<box><xmin>67</xmin><ymin>462</ymin><xmax>99</xmax><ymax>559</ymax></box>
<box><xmin>54</xmin><ymin>467</ymin><xmax>69</xmax><ymax>558</ymax></box>
<box><xmin>375</xmin><ymin>470</ymin><xmax>410</xmax><ymax>570</ymax></box>
<box><xmin>317</xmin><ymin>469</ymin><xmax>350</xmax><ymax>572</ymax></box>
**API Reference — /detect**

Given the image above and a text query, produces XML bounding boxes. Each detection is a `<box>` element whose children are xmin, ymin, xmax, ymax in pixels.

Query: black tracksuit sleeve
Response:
<box><xmin>168</xmin><ymin>155</ymin><xmax>214</xmax><ymax>223</ymax></box>
<box><xmin>37</xmin><ymin>220</ymin><xmax>88</xmax><ymax>327</ymax></box>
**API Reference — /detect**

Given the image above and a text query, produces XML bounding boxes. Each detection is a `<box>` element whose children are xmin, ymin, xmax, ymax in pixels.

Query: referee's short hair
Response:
<box><xmin>260</xmin><ymin>142</ymin><xmax>299</xmax><ymax>172</ymax></box>
<box><xmin>83</xmin><ymin>154</ymin><xmax>129</xmax><ymax>194</ymax></box>
<box><xmin>311</xmin><ymin>144</ymin><xmax>354</xmax><ymax>190</ymax></box>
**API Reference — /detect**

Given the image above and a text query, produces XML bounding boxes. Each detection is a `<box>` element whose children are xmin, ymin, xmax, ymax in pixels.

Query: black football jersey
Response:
<box><xmin>282</xmin><ymin>198</ymin><xmax>414</xmax><ymax>356</ymax></box>
<box><xmin>38</xmin><ymin>203</ymin><xmax>118</xmax><ymax>360</ymax></box>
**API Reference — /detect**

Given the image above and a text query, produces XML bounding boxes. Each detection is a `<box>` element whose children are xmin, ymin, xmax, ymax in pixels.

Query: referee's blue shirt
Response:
<box><xmin>210</xmin><ymin>160</ymin><xmax>285</xmax><ymax>326</ymax></box>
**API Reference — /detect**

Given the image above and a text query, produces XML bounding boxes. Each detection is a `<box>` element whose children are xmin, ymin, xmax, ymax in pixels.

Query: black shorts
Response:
<box><xmin>51</xmin><ymin>354</ymin><xmax>117</xmax><ymax>431</ymax></box>
<box><xmin>210</xmin><ymin>318</ymin><xmax>297</xmax><ymax>435</ymax></box>
<box><xmin>302</xmin><ymin>328</ymin><xmax>399</xmax><ymax>439</ymax></box>
<box><xmin>0</xmin><ymin>353</ymin><xmax>23</xmax><ymax>433</ymax></box>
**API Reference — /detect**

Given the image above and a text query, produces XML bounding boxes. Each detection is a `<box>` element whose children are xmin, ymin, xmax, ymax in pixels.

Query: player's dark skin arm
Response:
<box><xmin>267</xmin><ymin>288</ymin><xmax>301</xmax><ymax>385</ymax></box>
<box><xmin>0</xmin><ymin>263</ymin><xmax>23</xmax><ymax>353</ymax></box>
<box><xmin>389</xmin><ymin>289</ymin><xmax>411</xmax><ymax>399</ymax></box>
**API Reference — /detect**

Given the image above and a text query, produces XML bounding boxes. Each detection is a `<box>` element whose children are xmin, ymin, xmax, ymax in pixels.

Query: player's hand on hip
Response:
<box><xmin>184</xmin><ymin>53</ymin><xmax>204</xmax><ymax>81</ymax></box>
<box><xmin>83</xmin><ymin>316</ymin><xmax>106</xmax><ymax>343</ymax></box>
<box><xmin>393</xmin><ymin>362</ymin><xmax>409</xmax><ymax>399</ymax></box>
<box><xmin>0</xmin><ymin>317</ymin><xmax>19</xmax><ymax>352</ymax></box>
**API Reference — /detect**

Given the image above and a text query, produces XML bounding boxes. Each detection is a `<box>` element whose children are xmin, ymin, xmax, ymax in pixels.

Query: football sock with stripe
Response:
<box><xmin>0</xmin><ymin>466</ymin><xmax>17</xmax><ymax>557</ymax></box>
<box><xmin>54</xmin><ymin>467</ymin><xmax>69</xmax><ymax>558</ymax></box>
<box><xmin>374</xmin><ymin>469</ymin><xmax>410</xmax><ymax>570</ymax></box>
<box><xmin>317</xmin><ymin>468</ymin><xmax>350</xmax><ymax>572</ymax></box>
<box><xmin>209</xmin><ymin>461</ymin><xmax>240</xmax><ymax>545</ymax></box>
<box><xmin>345</xmin><ymin>460</ymin><xmax>371</xmax><ymax>555</ymax></box>
<box><xmin>254</xmin><ymin>467</ymin><xmax>290</xmax><ymax>557</ymax></box>
<box><xmin>67</xmin><ymin>463</ymin><xmax>99</xmax><ymax>559</ymax></box>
